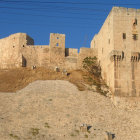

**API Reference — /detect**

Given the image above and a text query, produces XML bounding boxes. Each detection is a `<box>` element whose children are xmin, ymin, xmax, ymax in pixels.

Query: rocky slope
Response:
<box><xmin>0</xmin><ymin>80</ymin><xmax>140</xmax><ymax>140</ymax></box>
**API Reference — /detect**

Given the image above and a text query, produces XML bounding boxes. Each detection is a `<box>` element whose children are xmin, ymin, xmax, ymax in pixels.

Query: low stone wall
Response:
<box><xmin>64</xmin><ymin>56</ymin><xmax>77</xmax><ymax>70</ymax></box>
<box><xmin>0</xmin><ymin>33</ymin><xmax>98</xmax><ymax>71</ymax></box>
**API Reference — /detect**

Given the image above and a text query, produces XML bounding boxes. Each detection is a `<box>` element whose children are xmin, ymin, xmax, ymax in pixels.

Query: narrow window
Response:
<box><xmin>56</xmin><ymin>43</ymin><xmax>59</xmax><ymax>46</ymax></box>
<box><xmin>102</xmin><ymin>48</ymin><xmax>103</xmax><ymax>54</ymax></box>
<box><xmin>133</xmin><ymin>18</ymin><xmax>137</xmax><ymax>26</ymax></box>
<box><xmin>135</xmin><ymin>18</ymin><xmax>137</xmax><ymax>25</ymax></box>
<box><xmin>122</xmin><ymin>51</ymin><xmax>124</xmax><ymax>59</ymax></box>
<box><xmin>108</xmin><ymin>39</ymin><xmax>110</xmax><ymax>44</ymax></box>
<box><xmin>123</xmin><ymin>33</ymin><xmax>126</xmax><ymax>39</ymax></box>
<box><xmin>23</xmin><ymin>45</ymin><xmax>25</xmax><ymax>47</ymax></box>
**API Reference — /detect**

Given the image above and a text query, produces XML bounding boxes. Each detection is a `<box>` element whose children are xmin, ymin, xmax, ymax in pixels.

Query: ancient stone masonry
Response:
<box><xmin>91</xmin><ymin>7</ymin><xmax>140</xmax><ymax>97</ymax></box>
<box><xmin>0</xmin><ymin>33</ymin><xmax>94</xmax><ymax>70</ymax></box>
<box><xmin>0</xmin><ymin>33</ymin><xmax>33</xmax><ymax>69</ymax></box>
<box><xmin>1</xmin><ymin>7</ymin><xmax>140</xmax><ymax>98</ymax></box>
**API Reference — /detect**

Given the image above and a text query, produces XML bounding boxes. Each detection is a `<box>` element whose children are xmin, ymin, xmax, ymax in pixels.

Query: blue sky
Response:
<box><xmin>0</xmin><ymin>0</ymin><xmax>140</xmax><ymax>50</ymax></box>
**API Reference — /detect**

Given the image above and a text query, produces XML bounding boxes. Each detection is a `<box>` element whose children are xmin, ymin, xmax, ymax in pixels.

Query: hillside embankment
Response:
<box><xmin>0</xmin><ymin>68</ymin><xmax>140</xmax><ymax>140</ymax></box>
<box><xmin>0</xmin><ymin>80</ymin><xmax>140</xmax><ymax>140</ymax></box>
<box><xmin>0</xmin><ymin>68</ymin><xmax>92</xmax><ymax>92</ymax></box>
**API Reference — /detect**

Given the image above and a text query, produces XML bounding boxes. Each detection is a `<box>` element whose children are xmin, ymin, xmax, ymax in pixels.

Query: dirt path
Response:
<box><xmin>0</xmin><ymin>80</ymin><xmax>139</xmax><ymax>140</ymax></box>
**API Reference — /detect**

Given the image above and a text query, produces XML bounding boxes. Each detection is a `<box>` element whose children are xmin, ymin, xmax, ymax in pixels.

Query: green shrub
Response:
<box><xmin>9</xmin><ymin>134</ymin><xmax>20</xmax><ymax>140</ymax></box>
<box><xmin>70</xmin><ymin>133</ymin><xmax>76</xmax><ymax>137</ymax></box>
<box><xmin>30</xmin><ymin>128</ymin><xmax>40</xmax><ymax>136</ymax></box>
<box><xmin>74</xmin><ymin>130</ymin><xmax>80</xmax><ymax>135</ymax></box>
<box><xmin>44</xmin><ymin>122</ymin><xmax>50</xmax><ymax>128</ymax></box>
<box><xmin>83</xmin><ymin>57</ymin><xmax>101</xmax><ymax>77</ymax></box>
<box><xmin>83</xmin><ymin>57</ymin><xmax>108</xmax><ymax>96</ymax></box>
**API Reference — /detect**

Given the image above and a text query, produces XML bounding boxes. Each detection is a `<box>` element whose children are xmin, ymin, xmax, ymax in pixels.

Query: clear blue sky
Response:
<box><xmin>0</xmin><ymin>0</ymin><xmax>140</xmax><ymax>50</ymax></box>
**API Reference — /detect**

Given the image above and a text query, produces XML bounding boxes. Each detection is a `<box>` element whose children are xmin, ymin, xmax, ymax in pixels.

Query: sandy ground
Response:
<box><xmin>0</xmin><ymin>68</ymin><xmax>90</xmax><ymax>92</ymax></box>
<box><xmin>0</xmin><ymin>80</ymin><xmax>140</xmax><ymax>140</ymax></box>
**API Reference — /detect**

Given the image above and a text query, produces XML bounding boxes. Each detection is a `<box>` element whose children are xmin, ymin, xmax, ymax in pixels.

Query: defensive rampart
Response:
<box><xmin>0</xmin><ymin>33</ymin><xmax>94</xmax><ymax>70</ymax></box>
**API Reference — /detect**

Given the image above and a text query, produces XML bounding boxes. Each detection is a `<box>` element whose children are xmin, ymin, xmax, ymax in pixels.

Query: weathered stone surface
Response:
<box><xmin>0</xmin><ymin>33</ymin><xmax>94</xmax><ymax>70</ymax></box>
<box><xmin>91</xmin><ymin>7</ymin><xmax>140</xmax><ymax>97</ymax></box>
<box><xmin>0</xmin><ymin>7</ymin><xmax>140</xmax><ymax>98</ymax></box>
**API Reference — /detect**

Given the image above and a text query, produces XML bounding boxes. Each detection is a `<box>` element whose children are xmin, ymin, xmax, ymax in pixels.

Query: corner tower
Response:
<box><xmin>91</xmin><ymin>7</ymin><xmax>140</xmax><ymax>97</ymax></box>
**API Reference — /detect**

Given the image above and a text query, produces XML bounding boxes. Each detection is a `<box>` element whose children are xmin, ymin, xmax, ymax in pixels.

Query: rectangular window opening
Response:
<box><xmin>108</xmin><ymin>39</ymin><xmax>110</xmax><ymax>44</ymax></box>
<box><xmin>102</xmin><ymin>48</ymin><xmax>103</xmax><ymax>54</ymax></box>
<box><xmin>56</xmin><ymin>43</ymin><xmax>59</xmax><ymax>46</ymax></box>
<box><xmin>133</xmin><ymin>18</ymin><xmax>137</xmax><ymax>26</ymax></box>
<box><xmin>123</xmin><ymin>33</ymin><xmax>126</xmax><ymax>39</ymax></box>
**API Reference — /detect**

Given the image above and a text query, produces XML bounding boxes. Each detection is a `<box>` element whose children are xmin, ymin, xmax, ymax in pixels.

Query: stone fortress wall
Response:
<box><xmin>0</xmin><ymin>6</ymin><xmax>140</xmax><ymax>97</ymax></box>
<box><xmin>91</xmin><ymin>7</ymin><xmax>140</xmax><ymax>97</ymax></box>
<box><xmin>0</xmin><ymin>33</ymin><xmax>94</xmax><ymax>70</ymax></box>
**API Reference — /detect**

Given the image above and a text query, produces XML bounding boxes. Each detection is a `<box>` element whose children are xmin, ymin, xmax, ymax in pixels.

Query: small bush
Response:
<box><xmin>30</xmin><ymin>128</ymin><xmax>40</xmax><ymax>136</ymax></box>
<box><xmin>44</xmin><ymin>122</ymin><xmax>50</xmax><ymax>128</ymax></box>
<box><xmin>74</xmin><ymin>130</ymin><xmax>80</xmax><ymax>135</ymax></box>
<box><xmin>87</xmin><ymin>130</ymin><xmax>91</xmax><ymax>133</ymax></box>
<box><xmin>48</xmin><ymin>99</ymin><xmax>52</xmax><ymax>101</ymax></box>
<box><xmin>85</xmin><ymin>134</ymin><xmax>88</xmax><ymax>138</ymax></box>
<box><xmin>9</xmin><ymin>134</ymin><xmax>20</xmax><ymax>140</ymax></box>
<box><xmin>70</xmin><ymin>133</ymin><xmax>76</xmax><ymax>137</ymax></box>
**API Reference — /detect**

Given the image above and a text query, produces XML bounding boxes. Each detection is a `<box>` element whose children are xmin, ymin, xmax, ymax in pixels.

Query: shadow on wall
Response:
<box><xmin>65</xmin><ymin>48</ymin><xmax>69</xmax><ymax>56</ymax></box>
<box><xmin>26</xmin><ymin>35</ymin><xmax>34</xmax><ymax>45</ymax></box>
<box><xmin>65</xmin><ymin>48</ymin><xmax>79</xmax><ymax>57</ymax></box>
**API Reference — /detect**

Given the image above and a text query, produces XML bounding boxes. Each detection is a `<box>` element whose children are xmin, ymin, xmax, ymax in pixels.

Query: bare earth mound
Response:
<box><xmin>0</xmin><ymin>68</ymin><xmax>87</xmax><ymax>92</ymax></box>
<box><xmin>0</xmin><ymin>80</ymin><xmax>140</xmax><ymax>140</ymax></box>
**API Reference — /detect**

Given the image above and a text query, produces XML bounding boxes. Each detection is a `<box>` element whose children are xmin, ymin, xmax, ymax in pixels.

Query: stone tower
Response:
<box><xmin>91</xmin><ymin>7</ymin><xmax>140</xmax><ymax>97</ymax></box>
<box><xmin>49</xmin><ymin>33</ymin><xmax>65</xmax><ymax>67</ymax></box>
